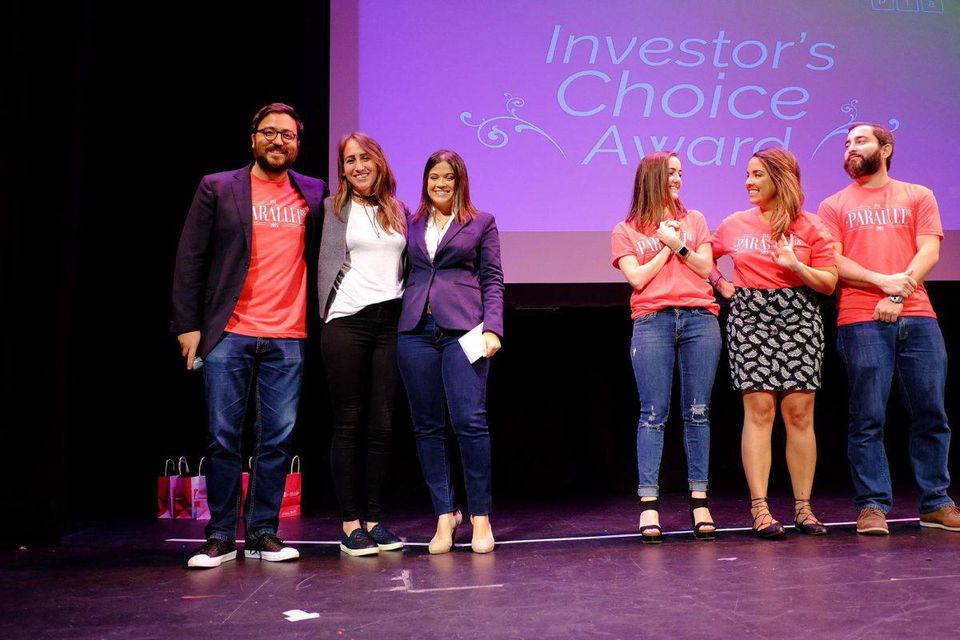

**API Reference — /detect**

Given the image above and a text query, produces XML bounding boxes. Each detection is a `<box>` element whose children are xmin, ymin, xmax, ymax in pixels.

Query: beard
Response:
<box><xmin>254</xmin><ymin>143</ymin><xmax>297</xmax><ymax>173</ymax></box>
<box><xmin>844</xmin><ymin>148</ymin><xmax>883</xmax><ymax>179</ymax></box>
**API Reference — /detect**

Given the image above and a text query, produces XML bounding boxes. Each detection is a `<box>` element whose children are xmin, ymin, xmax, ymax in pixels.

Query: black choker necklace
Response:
<box><xmin>352</xmin><ymin>193</ymin><xmax>377</xmax><ymax>205</ymax></box>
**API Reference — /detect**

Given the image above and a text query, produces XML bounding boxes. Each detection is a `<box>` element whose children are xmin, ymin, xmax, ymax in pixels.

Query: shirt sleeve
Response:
<box><xmin>815</xmin><ymin>197</ymin><xmax>843</xmax><ymax>244</ymax></box>
<box><xmin>915</xmin><ymin>186</ymin><xmax>944</xmax><ymax>239</ymax></box>
<box><xmin>611</xmin><ymin>222</ymin><xmax>636</xmax><ymax>269</ymax></box>
<box><xmin>710</xmin><ymin>218</ymin><xmax>730</xmax><ymax>259</ymax></box>
<box><xmin>689</xmin><ymin>212</ymin><xmax>711</xmax><ymax>250</ymax></box>
<box><xmin>807</xmin><ymin>216</ymin><xmax>837</xmax><ymax>268</ymax></box>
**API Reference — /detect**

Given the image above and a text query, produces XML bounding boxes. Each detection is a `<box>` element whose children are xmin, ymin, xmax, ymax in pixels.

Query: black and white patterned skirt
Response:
<box><xmin>726</xmin><ymin>287</ymin><xmax>824</xmax><ymax>391</ymax></box>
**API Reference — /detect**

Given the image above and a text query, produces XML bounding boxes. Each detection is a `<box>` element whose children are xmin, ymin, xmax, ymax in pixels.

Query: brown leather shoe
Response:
<box><xmin>856</xmin><ymin>507</ymin><xmax>889</xmax><ymax>536</ymax></box>
<box><xmin>920</xmin><ymin>505</ymin><xmax>960</xmax><ymax>532</ymax></box>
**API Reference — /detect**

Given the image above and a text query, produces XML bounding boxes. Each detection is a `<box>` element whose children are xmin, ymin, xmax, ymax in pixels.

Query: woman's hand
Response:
<box><xmin>770</xmin><ymin>234</ymin><xmax>801</xmax><ymax>272</ymax></box>
<box><xmin>655</xmin><ymin>220</ymin><xmax>682</xmax><ymax>251</ymax></box>
<box><xmin>717</xmin><ymin>279</ymin><xmax>736</xmax><ymax>299</ymax></box>
<box><xmin>482</xmin><ymin>331</ymin><xmax>501</xmax><ymax>358</ymax></box>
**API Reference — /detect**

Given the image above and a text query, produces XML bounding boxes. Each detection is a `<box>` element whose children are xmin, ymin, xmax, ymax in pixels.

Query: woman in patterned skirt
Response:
<box><xmin>711</xmin><ymin>147</ymin><xmax>837</xmax><ymax>539</ymax></box>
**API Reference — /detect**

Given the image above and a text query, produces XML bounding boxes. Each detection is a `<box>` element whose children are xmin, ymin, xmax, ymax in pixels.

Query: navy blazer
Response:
<box><xmin>399</xmin><ymin>210</ymin><xmax>504</xmax><ymax>337</ymax></box>
<box><xmin>171</xmin><ymin>165</ymin><xmax>327</xmax><ymax>358</ymax></box>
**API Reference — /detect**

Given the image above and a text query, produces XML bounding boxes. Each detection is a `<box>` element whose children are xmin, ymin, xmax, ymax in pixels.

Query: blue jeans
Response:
<box><xmin>837</xmin><ymin>317</ymin><xmax>953</xmax><ymax>514</ymax></box>
<box><xmin>202</xmin><ymin>332</ymin><xmax>305</xmax><ymax>541</ymax></box>
<box><xmin>631</xmin><ymin>308</ymin><xmax>722</xmax><ymax>497</ymax></box>
<box><xmin>397</xmin><ymin>315</ymin><xmax>492</xmax><ymax>516</ymax></box>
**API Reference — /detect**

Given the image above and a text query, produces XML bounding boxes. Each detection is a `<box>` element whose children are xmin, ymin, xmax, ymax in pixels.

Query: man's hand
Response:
<box><xmin>873</xmin><ymin>298</ymin><xmax>902</xmax><ymax>324</ymax></box>
<box><xmin>876</xmin><ymin>269</ymin><xmax>916</xmax><ymax>297</ymax></box>
<box><xmin>178</xmin><ymin>331</ymin><xmax>201</xmax><ymax>369</ymax></box>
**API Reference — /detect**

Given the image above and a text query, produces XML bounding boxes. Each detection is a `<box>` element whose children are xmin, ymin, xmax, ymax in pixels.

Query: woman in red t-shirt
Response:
<box><xmin>711</xmin><ymin>147</ymin><xmax>837</xmax><ymax>539</ymax></box>
<box><xmin>611</xmin><ymin>151</ymin><xmax>722</xmax><ymax>543</ymax></box>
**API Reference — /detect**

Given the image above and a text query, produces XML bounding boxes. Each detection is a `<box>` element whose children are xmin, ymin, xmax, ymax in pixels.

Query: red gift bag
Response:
<box><xmin>240</xmin><ymin>456</ymin><xmax>252</xmax><ymax>515</ymax></box>
<box><xmin>157</xmin><ymin>458</ymin><xmax>177</xmax><ymax>519</ymax></box>
<box><xmin>239</xmin><ymin>456</ymin><xmax>301</xmax><ymax>517</ymax></box>
<box><xmin>174</xmin><ymin>457</ymin><xmax>210</xmax><ymax>520</ymax></box>
<box><xmin>279</xmin><ymin>455</ymin><xmax>302</xmax><ymax>519</ymax></box>
<box><xmin>172</xmin><ymin>457</ymin><xmax>195</xmax><ymax>519</ymax></box>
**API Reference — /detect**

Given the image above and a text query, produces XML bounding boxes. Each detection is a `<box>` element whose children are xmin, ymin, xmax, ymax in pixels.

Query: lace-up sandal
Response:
<box><xmin>750</xmin><ymin>497</ymin><xmax>785</xmax><ymax>540</ymax></box>
<box><xmin>794</xmin><ymin>499</ymin><xmax>828</xmax><ymax>536</ymax></box>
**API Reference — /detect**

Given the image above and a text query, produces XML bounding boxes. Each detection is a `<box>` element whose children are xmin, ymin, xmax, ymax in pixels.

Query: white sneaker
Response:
<box><xmin>187</xmin><ymin>539</ymin><xmax>237</xmax><ymax>569</ymax></box>
<box><xmin>244</xmin><ymin>533</ymin><xmax>299</xmax><ymax>562</ymax></box>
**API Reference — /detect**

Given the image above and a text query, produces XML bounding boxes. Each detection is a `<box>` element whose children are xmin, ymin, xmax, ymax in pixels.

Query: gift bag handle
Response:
<box><xmin>178</xmin><ymin>456</ymin><xmax>190</xmax><ymax>477</ymax></box>
<box><xmin>198</xmin><ymin>456</ymin><xmax>206</xmax><ymax>476</ymax></box>
<box><xmin>163</xmin><ymin>458</ymin><xmax>176</xmax><ymax>476</ymax></box>
<box><xmin>290</xmin><ymin>455</ymin><xmax>300</xmax><ymax>473</ymax></box>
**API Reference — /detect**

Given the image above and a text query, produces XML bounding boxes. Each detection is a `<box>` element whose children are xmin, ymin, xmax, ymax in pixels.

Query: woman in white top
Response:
<box><xmin>317</xmin><ymin>132</ymin><xmax>407</xmax><ymax>556</ymax></box>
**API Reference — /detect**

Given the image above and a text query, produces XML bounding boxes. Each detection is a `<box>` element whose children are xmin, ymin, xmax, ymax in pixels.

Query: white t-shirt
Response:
<box><xmin>325</xmin><ymin>201</ymin><xmax>405</xmax><ymax>321</ymax></box>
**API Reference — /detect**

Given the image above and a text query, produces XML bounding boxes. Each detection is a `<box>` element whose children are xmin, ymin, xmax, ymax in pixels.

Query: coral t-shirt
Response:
<box><xmin>226</xmin><ymin>173</ymin><xmax>309</xmax><ymax>338</ymax></box>
<box><xmin>711</xmin><ymin>208</ymin><xmax>835</xmax><ymax>289</ymax></box>
<box><xmin>611</xmin><ymin>210</ymin><xmax>719</xmax><ymax>319</ymax></box>
<box><xmin>817</xmin><ymin>179</ymin><xmax>941</xmax><ymax>326</ymax></box>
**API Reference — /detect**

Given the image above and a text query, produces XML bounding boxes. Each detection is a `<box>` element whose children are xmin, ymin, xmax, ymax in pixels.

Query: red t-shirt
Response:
<box><xmin>711</xmin><ymin>208</ymin><xmax>835</xmax><ymax>289</ymax></box>
<box><xmin>817</xmin><ymin>179</ymin><xmax>941</xmax><ymax>326</ymax></box>
<box><xmin>611</xmin><ymin>210</ymin><xmax>719</xmax><ymax>319</ymax></box>
<box><xmin>226</xmin><ymin>174</ymin><xmax>309</xmax><ymax>338</ymax></box>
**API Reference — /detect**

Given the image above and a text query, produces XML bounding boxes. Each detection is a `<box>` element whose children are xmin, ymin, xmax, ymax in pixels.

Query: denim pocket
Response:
<box><xmin>634</xmin><ymin>311</ymin><xmax>658</xmax><ymax>325</ymax></box>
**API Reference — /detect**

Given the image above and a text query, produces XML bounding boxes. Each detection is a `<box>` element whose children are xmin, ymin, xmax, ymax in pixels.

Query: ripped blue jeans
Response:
<box><xmin>631</xmin><ymin>307</ymin><xmax>722</xmax><ymax>497</ymax></box>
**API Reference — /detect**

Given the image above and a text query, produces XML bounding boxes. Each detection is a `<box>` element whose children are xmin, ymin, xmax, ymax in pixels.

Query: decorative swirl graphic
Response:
<box><xmin>460</xmin><ymin>93</ymin><xmax>566</xmax><ymax>158</ymax></box>
<box><xmin>812</xmin><ymin>99</ymin><xmax>900</xmax><ymax>158</ymax></box>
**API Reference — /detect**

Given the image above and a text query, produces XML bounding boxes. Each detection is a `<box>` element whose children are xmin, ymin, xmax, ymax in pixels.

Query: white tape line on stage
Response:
<box><xmin>165</xmin><ymin>517</ymin><xmax>920</xmax><ymax>547</ymax></box>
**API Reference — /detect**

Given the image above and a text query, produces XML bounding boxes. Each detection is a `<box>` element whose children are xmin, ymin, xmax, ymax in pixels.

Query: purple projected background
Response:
<box><xmin>331</xmin><ymin>0</ymin><xmax>960</xmax><ymax>282</ymax></box>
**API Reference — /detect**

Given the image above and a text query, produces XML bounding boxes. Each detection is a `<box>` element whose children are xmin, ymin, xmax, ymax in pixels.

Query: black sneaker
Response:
<box><xmin>187</xmin><ymin>538</ymin><xmax>237</xmax><ymax>569</ymax></box>
<box><xmin>244</xmin><ymin>533</ymin><xmax>299</xmax><ymax>562</ymax></box>
<box><xmin>366</xmin><ymin>524</ymin><xmax>404</xmax><ymax>551</ymax></box>
<box><xmin>340</xmin><ymin>527</ymin><xmax>379</xmax><ymax>556</ymax></box>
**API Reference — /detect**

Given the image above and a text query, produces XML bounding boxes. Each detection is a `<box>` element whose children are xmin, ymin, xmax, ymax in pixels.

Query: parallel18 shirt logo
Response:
<box><xmin>844</xmin><ymin>206</ymin><xmax>912</xmax><ymax>232</ymax></box>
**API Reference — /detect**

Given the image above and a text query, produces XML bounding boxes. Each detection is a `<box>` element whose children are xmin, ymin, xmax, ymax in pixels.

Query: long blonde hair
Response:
<box><xmin>333</xmin><ymin>132</ymin><xmax>406</xmax><ymax>234</ymax></box>
<box><xmin>753</xmin><ymin>147</ymin><xmax>803</xmax><ymax>241</ymax></box>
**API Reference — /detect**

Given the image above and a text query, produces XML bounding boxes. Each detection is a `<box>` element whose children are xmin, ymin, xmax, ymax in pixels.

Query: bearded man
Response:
<box><xmin>171</xmin><ymin>103</ymin><xmax>327</xmax><ymax>567</ymax></box>
<box><xmin>818</xmin><ymin>123</ymin><xmax>959</xmax><ymax>536</ymax></box>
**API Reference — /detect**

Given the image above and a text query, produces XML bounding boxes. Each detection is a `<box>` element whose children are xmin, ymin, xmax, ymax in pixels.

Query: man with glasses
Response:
<box><xmin>819</xmin><ymin>123</ymin><xmax>959</xmax><ymax>536</ymax></box>
<box><xmin>172</xmin><ymin>103</ymin><xmax>326</xmax><ymax>568</ymax></box>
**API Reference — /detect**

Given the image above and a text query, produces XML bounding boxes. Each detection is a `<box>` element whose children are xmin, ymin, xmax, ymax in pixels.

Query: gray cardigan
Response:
<box><xmin>317</xmin><ymin>196</ymin><xmax>350</xmax><ymax>320</ymax></box>
<box><xmin>316</xmin><ymin>196</ymin><xmax>408</xmax><ymax>320</ymax></box>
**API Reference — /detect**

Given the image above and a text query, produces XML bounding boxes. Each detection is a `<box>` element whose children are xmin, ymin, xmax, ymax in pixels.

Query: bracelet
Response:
<box><xmin>889</xmin><ymin>295</ymin><xmax>904</xmax><ymax>304</ymax></box>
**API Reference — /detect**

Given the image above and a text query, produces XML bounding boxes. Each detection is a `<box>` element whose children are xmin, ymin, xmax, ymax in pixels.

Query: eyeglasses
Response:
<box><xmin>255</xmin><ymin>128</ymin><xmax>298</xmax><ymax>143</ymax></box>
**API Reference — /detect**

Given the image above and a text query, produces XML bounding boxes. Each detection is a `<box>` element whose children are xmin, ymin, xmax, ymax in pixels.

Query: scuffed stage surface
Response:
<box><xmin>4</xmin><ymin>491</ymin><xmax>959</xmax><ymax>639</ymax></box>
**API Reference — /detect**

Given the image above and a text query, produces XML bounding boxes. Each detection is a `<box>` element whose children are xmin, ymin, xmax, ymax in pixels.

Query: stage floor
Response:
<box><xmin>4</xmin><ymin>492</ymin><xmax>960</xmax><ymax>639</ymax></box>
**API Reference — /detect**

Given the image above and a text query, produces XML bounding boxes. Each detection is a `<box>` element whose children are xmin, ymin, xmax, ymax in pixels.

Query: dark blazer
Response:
<box><xmin>171</xmin><ymin>165</ymin><xmax>327</xmax><ymax>358</ymax></box>
<box><xmin>399</xmin><ymin>210</ymin><xmax>504</xmax><ymax>337</ymax></box>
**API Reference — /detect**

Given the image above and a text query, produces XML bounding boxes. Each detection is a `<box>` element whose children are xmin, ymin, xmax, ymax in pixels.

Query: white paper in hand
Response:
<box><xmin>458</xmin><ymin>323</ymin><xmax>485</xmax><ymax>363</ymax></box>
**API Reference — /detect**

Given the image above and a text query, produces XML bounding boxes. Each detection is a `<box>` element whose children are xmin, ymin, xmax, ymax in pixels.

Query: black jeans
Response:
<box><xmin>320</xmin><ymin>299</ymin><xmax>402</xmax><ymax>522</ymax></box>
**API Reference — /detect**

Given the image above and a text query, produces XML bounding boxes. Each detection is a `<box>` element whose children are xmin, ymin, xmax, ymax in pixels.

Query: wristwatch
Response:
<box><xmin>674</xmin><ymin>243</ymin><xmax>690</xmax><ymax>258</ymax></box>
<box><xmin>889</xmin><ymin>295</ymin><xmax>904</xmax><ymax>304</ymax></box>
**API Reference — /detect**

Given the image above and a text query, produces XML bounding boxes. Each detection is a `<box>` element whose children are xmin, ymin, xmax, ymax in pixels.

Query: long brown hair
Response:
<box><xmin>333</xmin><ymin>132</ymin><xmax>406</xmax><ymax>234</ymax></box>
<box><xmin>752</xmin><ymin>147</ymin><xmax>803</xmax><ymax>241</ymax></box>
<box><xmin>625</xmin><ymin>151</ymin><xmax>686</xmax><ymax>233</ymax></box>
<box><xmin>413</xmin><ymin>150</ymin><xmax>479</xmax><ymax>224</ymax></box>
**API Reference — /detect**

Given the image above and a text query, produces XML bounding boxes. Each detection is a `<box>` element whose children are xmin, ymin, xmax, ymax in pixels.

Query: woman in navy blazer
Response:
<box><xmin>397</xmin><ymin>150</ymin><xmax>504</xmax><ymax>554</ymax></box>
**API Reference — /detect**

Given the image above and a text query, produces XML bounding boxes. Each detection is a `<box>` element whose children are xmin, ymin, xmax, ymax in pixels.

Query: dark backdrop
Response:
<box><xmin>3</xmin><ymin>2</ymin><xmax>958</xmax><ymax>546</ymax></box>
